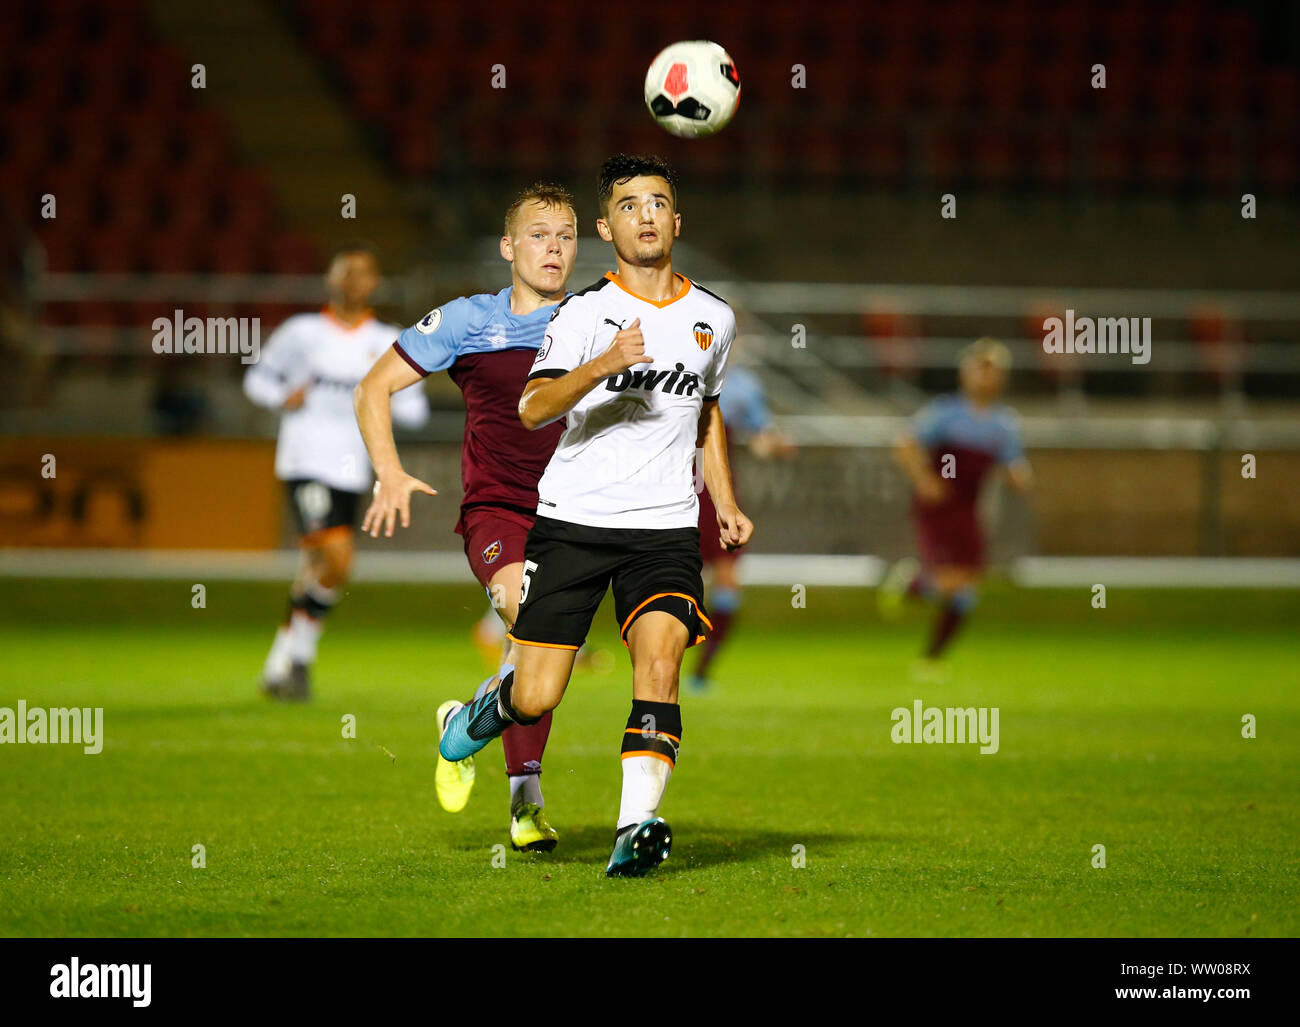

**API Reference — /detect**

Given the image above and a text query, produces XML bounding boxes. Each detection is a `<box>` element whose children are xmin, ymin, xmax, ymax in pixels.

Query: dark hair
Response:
<box><xmin>329</xmin><ymin>239</ymin><xmax>380</xmax><ymax>267</ymax></box>
<box><xmin>504</xmin><ymin>182</ymin><xmax>578</xmax><ymax>236</ymax></box>
<box><xmin>597</xmin><ymin>154</ymin><xmax>678</xmax><ymax>217</ymax></box>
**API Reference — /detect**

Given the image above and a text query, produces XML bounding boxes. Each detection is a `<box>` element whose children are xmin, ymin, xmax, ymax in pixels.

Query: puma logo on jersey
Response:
<box><xmin>603</xmin><ymin>318</ymin><xmax>626</xmax><ymax>330</ymax></box>
<box><xmin>605</xmin><ymin>361</ymin><xmax>700</xmax><ymax>396</ymax></box>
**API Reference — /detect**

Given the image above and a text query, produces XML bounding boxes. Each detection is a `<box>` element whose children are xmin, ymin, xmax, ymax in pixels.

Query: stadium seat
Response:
<box><xmin>1255</xmin><ymin>137</ymin><xmax>1298</xmax><ymax>191</ymax></box>
<box><xmin>1136</xmin><ymin>132</ymin><xmax>1187</xmax><ymax>192</ymax></box>
<box><xmin>1196</xmin><ymin>130</ymin><xmax>1240</xmax><ymax>191</ymax></box>
<box><xmin>1088</xmin><ymin>128</ymin><xmax>1133</xmax><ymax>190</ymax></box>
<box><xmin>969</xmin><ymin>128</ymin><xmax>1019</xmax><ymax>190</ymax></box>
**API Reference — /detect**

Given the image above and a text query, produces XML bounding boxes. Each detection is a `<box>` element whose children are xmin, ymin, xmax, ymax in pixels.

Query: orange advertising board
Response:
<box><xmin>0</xmin><ymin>438</ymin><xmax>280</xmax><ymax>549</ymax></box>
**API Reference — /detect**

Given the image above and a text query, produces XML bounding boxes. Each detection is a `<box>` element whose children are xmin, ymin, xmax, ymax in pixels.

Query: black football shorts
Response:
<box><xmin>507</xmin><ymin>515</ymin><xmax>712</xmax><ymax>651</ymax></box>
<box><xmin>284</xmin><ymin>479</ymin><xmax>362</xmax><ymax>539</ymax></box>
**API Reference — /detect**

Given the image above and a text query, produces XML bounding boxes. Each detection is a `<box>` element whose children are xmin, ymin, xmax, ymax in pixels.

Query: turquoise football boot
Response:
<box><xmin>605</xmin><ymin>817</ymin><xmax>672</xmax><ymax>877</ymax></box>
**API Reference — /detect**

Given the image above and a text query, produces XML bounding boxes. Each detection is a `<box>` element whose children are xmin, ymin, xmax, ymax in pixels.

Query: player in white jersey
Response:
<box><xmin>243</xmin><ymin>243</ymin><xmax>429</xmax><ymax>699</ymax></box>
<box><xmin>438</xmin><ymin>155</ymin><xmax>753</xmax><ymax>877</ymax></box>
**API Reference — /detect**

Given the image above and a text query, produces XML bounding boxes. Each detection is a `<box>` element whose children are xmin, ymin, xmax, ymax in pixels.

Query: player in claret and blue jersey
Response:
<box><xmin>880</xmin><ymin>337</ymin><xmax>1033</xmax><ymax>679</ymax></box>
<box><xmin>353</xmin><ymin>184</ymin><xmax>577</xmax><ymax>853</ymax></box>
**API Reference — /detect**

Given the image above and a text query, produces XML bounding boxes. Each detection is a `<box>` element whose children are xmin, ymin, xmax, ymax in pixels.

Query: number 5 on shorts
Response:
<box><xmin>519</xmin><ymin>560</ymin><xmax>539</xmax><ymax>605</ymax></box>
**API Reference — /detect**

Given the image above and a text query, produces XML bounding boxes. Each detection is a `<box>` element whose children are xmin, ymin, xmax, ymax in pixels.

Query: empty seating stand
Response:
<box><xmin>0</xmin><ymin>0</ymin><xmax>320</xmax><ymax>333</ymax></box>
<box><xmin>283</xmin><ymin>0</ymin><xmax>1294</xmax><ymax>195</ymax></box>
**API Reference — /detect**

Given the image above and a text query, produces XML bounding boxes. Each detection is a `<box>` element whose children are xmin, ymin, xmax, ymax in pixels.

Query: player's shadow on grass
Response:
<box><xmin>530</xmin><ymin>824</ymin><xmax>859</xmax><ymax>870</ymax></box>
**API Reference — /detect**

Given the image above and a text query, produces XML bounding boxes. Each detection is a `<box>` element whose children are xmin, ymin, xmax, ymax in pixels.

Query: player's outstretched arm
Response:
<box><xmin>354</xmin><ymin>347</ymin><xmax>438</xmax><ymax>538</ymax></box>
<box><xmin>893</xmin><ymin>433</ymin><xmax>947</xmax><ymax>503</ymax></box>
<box><xmin>698</xmin><ymin>399</ymin><xmax>753</xmax><ymax>551</ymax></box>
<box><xmin>518</xmin><ymin>318</ymin><xmax>652</xmax><ymax>430</ymax></box>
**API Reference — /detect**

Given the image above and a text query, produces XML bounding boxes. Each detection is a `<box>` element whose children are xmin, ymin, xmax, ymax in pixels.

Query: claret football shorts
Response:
<box><xmin>457</xmin><ymin>503</ymin><xmax>535</xmax><ymax>589</ymax></box>
<box><xmin>507</xmin><ymin>515</ymin><xmax>712</xmax><ymax>651</ymax></box>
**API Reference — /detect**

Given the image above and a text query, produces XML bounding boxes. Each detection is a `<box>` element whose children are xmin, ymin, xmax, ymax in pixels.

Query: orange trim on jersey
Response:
<box><xmin>505</xmin><ymin>633</ymin><xmax>581</xmax><ymax>651</ymax></box>
<box><xmin>320</xmin><ymin>305</ymin><xmax>374</xmax><ymax>332</ymax></box>
<box><xmin>603</xmin><ymin>271</ymin><xmax>691</xmax><ymax>308</ymax></box>
<box><xmin>299</xmin><ymin>524</ymin><xmax>353</xmax><ymax>547</ymax></box>
<box><xmin>623</xmin><ymin>727</ymin><xmax>681</xmax><ymax>742</ymax></box>
<box><xmin>620</xmin><ymin>750</ymin><xmax>676</xmax><ymax>766</ymax></box>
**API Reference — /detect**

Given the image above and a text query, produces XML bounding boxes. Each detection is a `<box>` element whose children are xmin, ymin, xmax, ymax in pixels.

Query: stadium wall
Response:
<box><xmin>3</xmin><ymin>439</ymin><xmax>1296</xmax><ymax>557</ymax></box>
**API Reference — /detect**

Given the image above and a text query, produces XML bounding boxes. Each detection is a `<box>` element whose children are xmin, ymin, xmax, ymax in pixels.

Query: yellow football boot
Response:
<box><xmin>509</xmin><ymin>802</ymin><xmax>558</xmax><ymax>852</ymax></box>
<box><xmin>435</xmin><ymin>700</ymin><xmax>476</xmax><ymax>813</ymax></box>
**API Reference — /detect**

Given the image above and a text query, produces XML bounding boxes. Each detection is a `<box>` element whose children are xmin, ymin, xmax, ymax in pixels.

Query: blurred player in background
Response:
<box><xmin>881</xmin><ymin>337</ymin><xmax>1032</xmax><ymax>679</ymax></box>
<box><xmin>688</xmin><ymin>361</ymin><xmax>794</xmax><ymax>692</ymax></box>
<box><xmin>354</xmin><ymin>184</ymin><xmax>577</xmax><ymax>852</ymax></box>
<box><xmin>243</xmin><ymin>243</ymin><xmax>429</xmax><ymax>700</ymax></box>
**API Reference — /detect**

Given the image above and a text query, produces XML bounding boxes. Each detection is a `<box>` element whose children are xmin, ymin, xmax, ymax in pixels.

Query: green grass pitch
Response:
<box><xmin>1</xmin><ymin>577</ymin><xmax>1296</xmax><ymax>937</ymax></box>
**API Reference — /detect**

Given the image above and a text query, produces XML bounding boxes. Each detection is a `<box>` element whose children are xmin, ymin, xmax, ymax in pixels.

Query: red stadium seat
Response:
<box><xmin>77</xmin><ymin>47</ymin><xmax>135</xmax><ymax>113</ymax></box>
<box><xmin>98</xmin><ymin>199</ymin><xmax>153</xmax><ymax>236</ymax></box>
<box><xmin>972</xmin><ymin>65</ymin><xmax>1025</xmax><ymax>118</ymax></box>
<box><xmin>1091</xmin><ymin>60</ymin><xmax>1142</xmax><ymax>124</ymax></box>
<box><xmin>2</xmin><ymin>106</ymin><xmax>58</xmax><ymax>170</ymax></box>
<box><xmin>86</xmin><ymin>228</ymin><xmax>145</xmax><ymax>272</ymax></box>
<box><xmin>915</xmin><ymin>130</ymin><xmax>961</xmax><ymax>188</ymax></box>
<box><xmin>1088</xmin><ymin>128</ymin><xmax>1132</xmax><ymax>191</ymax></box>
<box><xmin>860</xmin><ymin>63</ymin><xmax>912</xmax><ymax>116</ymax></box>
<box><xmin>1213</xmin><ymin>9</ymin><xmax>1257</xmax><ymax>64</ymax></box>
<box><xmin>59</xmin><ymin>118</ymin><xmax>116</xmax><ymax>172</ymax></box>
<box><xmin>914</xmin><ymin>63</ymin><xmax>970</xmax><ymax>116</ymax></box>
<box><xmin>135</xmin><ymin>45</ymin><xmax>191</xmax><ymax>110</ymax></box>
<box><xmin>1258</xmin><ymin>69</ymin><xmax>1299</xmax><ymax>128</ymax></box>
<box><xmin>34</xmin><ymin>224</ymin><xmax>84</xmax><ymax>273</ymax></box>
<box><xmin>1196</xmin><ymin>130</ymin><xmax>1240</xmax><ymax>191</ymax></box>
<box><xmin>1154</xmin><ymin>1</ymin><xmax>1205</xmax><ymax>57</ymax></box>
<box><xmin>267</xmin><ymin>233</ymin><xmax>320</xmax><ymax>274</ymax></box>
<box><xmin>969</xmin><ymin>128</ymin><xmax>1019</xmax><ymax>190</ymax></box>
<box><xmin>1198</xmin><ymin>64</ymin><xmax>1252</xmax><ymax>125</ymax></box>
<box><xmin>207</xmin><ymin>228</ymin><xmax>262</xmax><ymax>273</ymax></box>
<box><xmin>1145</xmin><ymin>64</ymin><xmax>1193</xmax><ymax>126</ymax></box>
<box><xmin>854</xmin><ymin>125</ymin><xmax>908</xmax><ymax>185</ymax></box>
<box><xmin>144</xmin><ymin>225</ymin><xmax>207</xmax><ymax>272</ymax></box>
<box><xmin>394</xmin><ymin>123</ymin><xmax>439</xmax><ymax>178</ymax></box>
<box><xmin>1136</xmin><ymin>132</ymin><xmax>1186</xmax><ymax>191</ymax></box>
<box><xmin>1255</xmin><ymin>137</ymin><xmax>1298</xmax><ymax>191</ymax></box>
<box><xmin>14</xmin><ymin>56</ymin><xmax>71</xmax><ymax>111</ymax></box>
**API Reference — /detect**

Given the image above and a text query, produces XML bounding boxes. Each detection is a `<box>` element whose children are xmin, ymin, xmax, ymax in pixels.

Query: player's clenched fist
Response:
<box><xmin>599</xmin><ymin>317</ymin><xmax>653</xmax><ymax>375</ymax></box>
<box><xmin>363</xmin><ymin>471</ymin><xmax>437</xmax><ymax>538</ymax></box>
<box><xmin>716</xmin><ymin>503</ymin><xmax>753</xmax><ymax>552</ymax></box>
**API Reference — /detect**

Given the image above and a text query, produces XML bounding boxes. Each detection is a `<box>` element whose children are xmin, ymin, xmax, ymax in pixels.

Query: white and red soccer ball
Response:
<box><xmin>644</xmin><ymin>40</ymin><xmax>741</xmax><ymax>138</ymax></box>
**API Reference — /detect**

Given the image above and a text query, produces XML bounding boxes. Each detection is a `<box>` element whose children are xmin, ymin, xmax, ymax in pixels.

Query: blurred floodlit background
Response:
<box><xmin>1</xmin><ymin>0</ymin><xmax>1297</xmax><ymax>587</ymax></box>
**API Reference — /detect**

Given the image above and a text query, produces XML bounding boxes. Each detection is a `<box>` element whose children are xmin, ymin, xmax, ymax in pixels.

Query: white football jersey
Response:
<box><xmin>527</xmin><ymin>272</ymin><xmax>734</xmax><ymax>529</ymax></box>
<box><xmin>243</xmin><ymin>309</ymin><xmax>429</xmax><ymax>492</ymax></box>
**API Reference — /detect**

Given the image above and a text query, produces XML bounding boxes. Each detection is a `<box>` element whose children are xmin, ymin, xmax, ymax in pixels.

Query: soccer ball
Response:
<box><xmin>644</xmin><ymin>40</ymin><xmax>741</xmax><ymax>138</ymax></box>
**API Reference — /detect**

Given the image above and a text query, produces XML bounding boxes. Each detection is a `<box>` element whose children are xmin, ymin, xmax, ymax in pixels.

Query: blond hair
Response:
<box><xmin>504</xmin><ymin>182</ymin><xmax>577</xmax><ymax>237</ymax></box>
